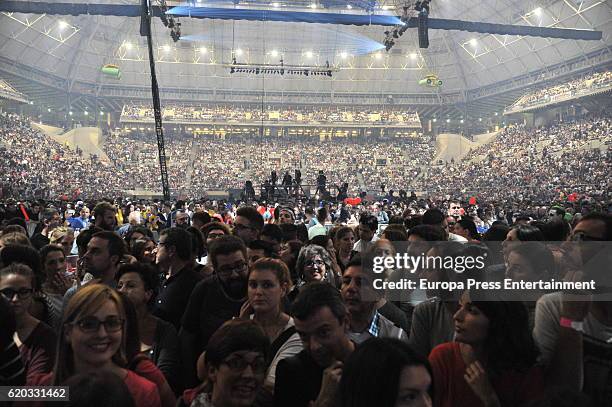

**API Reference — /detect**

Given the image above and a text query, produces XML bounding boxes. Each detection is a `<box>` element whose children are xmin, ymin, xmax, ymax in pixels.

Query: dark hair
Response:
<box><xmin>116</xmin><ymin>263</ymin><xmax>160</xmax><ymax>303</ymax></box>
<box><xmin>2</xmin><ymin>223</ymin><xmax>27</xmax><ymax>235</ymax></box>
<box><xmin>482</xmin><ymin>224</ymin><xmax>510</xmax><ymax>242</ymax></box>
<box><xmin>129</xmin><ymin>237</ymin><xmax>154</xmax><ymax>263</ymax></box>
<box><xmin>60</xmin><ymin>370</ymin><xmax>136</xmax><ymax>407</ymax></box>
<box><xmin>261</xmin><ymin>224</ymin><xmax>283</xmax><ymax>244</ymax></box>
<box><xmin>186</xmin><ymin>226</ymin><xmax>205</xmax><ymax>259</ymax></box>
<box><xmin>334</xmin><ymin>226</ymin><xmax>355</xmax><ymax>242</ymax></box>
<box><xmin>236</xmin><ymin>206</ymin><xmax>264</xmax><ymax>231</ymax></box>
<box><xmin>316</xmin><ymin>207</ymin><xmax>328</xmax><ymax>223</ymax></box>
<box><xmin>457</xmin><ymin>218</ymin><xmax>478</xmax><ymax>240</ymax></box>
<box><xmin>292</xmin><ymin>282</ymin><xmax>346</xmax><ymax>323</ymax></box>
<box><xmin>205</xmin><ymin>319</ymin><xmax>269</xmax><ymax>369</ymax></box>
<box><xmin>278</xmin><ymin>223</ymin><xmax>298</xmax><ymax>243</ymax></box>
<box><xmin>76</xmin><ymin>226</ymin><xmax>103</xmax><ymax>254</ymax></box>
<box><xmin>247</xmin><ymin>240</ymin><xmax>277</xmax><ymax>259</ymax></box>
<box><xmin>92</xmin><ymin>202</ymin><xmax>115</xmax><ymax>220</ymax></box>
<box><xmin>340</xmin><ymin>338</ymin><xmax>433</xmax><ymax>407</ymax></box>
<box><xmin>40</xmin><ymin>244</ymin><xmax>65</xmax><ymax>265</ymax></box>
<box><xmin>208</xmin><ymin>235</ymin><xmax>247</xmax><ymax>271</ymax></box>
<box><xmin>381</xmin><ymin>224</ymin><xmax>408</xmax><ymax>242</ymax></box>
<box><xmin>510</xmin><ymin>224</ymin><xmax>545</xmax><ymax>241</ymax></box>
<box><xmin>407</xmin><ymin>224</ymin><xmax>446</xmax><ymax>241</ymax></box>
<box><xmin>192</xmin><ymin>211</ymin><xmax>212</xmax><ymax>226</ymax></box>
<box><xmin>404</xmin><ymin>215</ymin><xmax>422</xmax><ymax>230</ymax></box>
<box><xmin>577</xmin><ymin>212</ymin><xmax>612</xmax><ymax>240</ymax></box>
<box><xmin>124</xmin><ymin>226</ymin><xmax>153</xmax><ymax>244</ymax></box>
<box><xmin>422</xmin><ymin>209</ymin><xmax>445</xmax><ymax>226</ymax></box>
<box><xmin>388</xmin><ymin>216</ymin><xmax>404</xmax><ymax>225</ymax></box>
<box><xmin>91</xmin><ymin>231</ymin><xmax>127</xmax><ymax>266</ymax></box>
<box><xmin>468</xmin><ymin>292</ymin><xmax>539</xmax><ymax>372</ymax></box>
<box><xmin>359</xmin><ymin>215</ymin><xmax>378</xmax><ymax>232</ymax></box>
<box><xmin>0</xmin><ymin>245</ymin><xmax>42</xmax><ymax>290</ymax></box>
<box><xmin>0</xmin><ymin>295</ymin><xmax>17</xmax><ymax>349</ymax></box>
<box><xmin>42</xmin><ymin>208</ymin><xmax>60</xmax><ymax>223</ymax></box>
<box><xmin>159</xmin><ymin>227</ymin><xmax>193</xmax><ymax>261</ymax></box>
<box><xmin>508</xmin><ymin>243</ymin><xmax>556</xmax><ymax>279</ymax></box>
<box><xmin>201</xmin><ymin>222</ymin><xmax>231</xmax><ymax>240</ymax></box>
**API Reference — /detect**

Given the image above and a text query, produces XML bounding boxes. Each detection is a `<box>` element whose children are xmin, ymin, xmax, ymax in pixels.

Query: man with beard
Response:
<box><xmin>61</xmin><ymin>231</ymin><xmax>126</xmax><ymax>318</ymax></box>
<box><xmin>180</xmin><ymin>235</ymin><xmax>249</xmax><ymax>387</ymax></box>
<box><xmin>152</xmin><ymin>227</ymin><xmax>203</xmax><ymax>330</ymax></box>
<box><xmin>92</xmin><ymin>201</ymin><xmax>118</xmax><ymax>231</ymax></box>
<box><xmin>275</xmin><ymin>282</ymin><xmax>355</xmax><ymax>407</ymax></box>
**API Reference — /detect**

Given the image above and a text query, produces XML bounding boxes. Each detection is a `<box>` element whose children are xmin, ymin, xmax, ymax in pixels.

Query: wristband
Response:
<box><xmin>560</xmin><ymin>317</ymin><xmax>584</xmax><ymax>333</ymax></box>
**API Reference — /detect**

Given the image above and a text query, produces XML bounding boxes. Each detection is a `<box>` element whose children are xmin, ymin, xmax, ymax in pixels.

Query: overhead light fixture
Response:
<box><xmin>200</xmin><ymin>47</ymin><xmax>208</xmax><ymax>54</ymax></box>
<box><xmin>340</xmin><ymin>51</ymin><xmax>348</xmax><ymax>59</ymax></box>
<box><xmin>124</xmin><ymin>42</ymin><xmax>133</xmax><ymax>50</ymax></box>
<box><xmin>310</xmin><ymin>3</ymin><xmax>317</xmax><ymax>9</ymax></box>
<box><xmin>409</xmin><ymin>53</ymin><xmax>417</xmax><ymax>59</ymax></box>
<box><xmin>533</xmin><ymin>7</ymin><xmax>542</xmax><ymax>16</ymax></box>
<box><xmin>84</xmin><ymin>111</ymin><xmax>89</xmax><ymax>116</ymax></box>
<box><xmin>235</xmin><ymin>48</ymin><xmax>243</xmax><ymax>56</ymax></box>
<box><xmin>69</xmin><ymin>111</ymin><xmax>73</xmax><ymax>116</ymax></box>
<box><xmin>271</xmin><ymin>50</ymin><xmax>279</xmax><ymax>57</ymax></box>
<box><xmin>470</xmin><ymin>38</ymin><xmax>477</xmax><ymax>46</ymax></box>
<box><xmin>374</xmin><ymin>53</ymin><xmax>382</xmax><ymax>60</ymax></box>
<box><xmin>446</xmin><ymin>118</ymin><xmax>451</xmax><ymax>123</ymax></box>
<box><xmin>272</xmin><ymin>2</ymin><xmax>280</xmax><ymax>7</ymax></box>
<box><xmin>162</xmin><ymin>45</ymin><xmax>171</xmax><ymax>52</ymax></box>
<box><xmin>347</xmin><ymin>4</ymin><xmax>352</xmax><ymax>9</ymax></box>
<box><xmin>58</xmin><ymin>20</ymin><xmax>68</xmax><ymax>30</ymax></box>
<box><xmin>305</xmin><ymin>51</ymin><xmax>314</xmax><ymax>58</ymax></box>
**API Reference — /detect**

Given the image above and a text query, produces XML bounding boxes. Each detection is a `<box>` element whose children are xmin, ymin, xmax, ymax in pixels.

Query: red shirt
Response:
<box><xmin>29</xmin><ymin>369</ymin><xmax>161</xmax><ymax>407</ymax></box>
<box><xmin>429</xmin><ymin>342</ymin><xmax>544</xmax><ymax>407</ymax></box>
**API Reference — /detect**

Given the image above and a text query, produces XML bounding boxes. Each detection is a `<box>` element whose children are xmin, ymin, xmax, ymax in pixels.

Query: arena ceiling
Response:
<box><xmin>0</xmin><ymin>0</ymin><xmax>611</xmax><ymax>115</ymax></box>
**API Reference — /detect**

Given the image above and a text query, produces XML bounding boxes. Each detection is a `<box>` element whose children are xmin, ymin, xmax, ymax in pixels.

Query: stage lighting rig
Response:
<box><xmin>383</xmin><ymin>1</ymin><xmax>431</xmax><ymax>51</ymax></box>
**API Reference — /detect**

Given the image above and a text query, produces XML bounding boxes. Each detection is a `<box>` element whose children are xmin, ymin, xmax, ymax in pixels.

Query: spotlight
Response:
<box><xmin>305</xmin><ymin>51</ymin><xmax>313</xmax><ymax>58</ymax></box>
<box><xmin>58</xmin><ymin>20</ymin><xmax>68</xmax><ymax>30</ymax></box>
<box><xmin>271</xmin><ymin>50</ymin><xmax>279</xmax><ymax>57</ymax></box>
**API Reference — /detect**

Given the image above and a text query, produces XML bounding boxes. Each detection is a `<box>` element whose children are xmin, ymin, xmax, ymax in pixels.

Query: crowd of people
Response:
<box><xmin>0</xmin><ymin>192</ymin><xmax>610</xmax><ymax>407</ymax></box>
<box><xmin>414</xmin><ymin>116</ymin><xmax>612</xmax><ymax>203</ymax></box>
<box><xmin>1</xmin><ymin>110</ymin><xmax>610</xmax><ymax>205</ymax></box>
<box><xmin>120</xmin><ymin>104</ymin><xmax>422</xmax><ymax>127</ymax></box>
<box><xmin>508</xmin><ymin>70</ymin><xmax>612</xmax><ymax>110</ymax></box>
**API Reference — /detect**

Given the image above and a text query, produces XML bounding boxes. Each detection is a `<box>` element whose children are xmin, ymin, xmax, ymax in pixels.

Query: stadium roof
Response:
<box><xmin>0</xmin><ymin>0</ymin><xmax>610</xmax><ymax>116</ymax></box>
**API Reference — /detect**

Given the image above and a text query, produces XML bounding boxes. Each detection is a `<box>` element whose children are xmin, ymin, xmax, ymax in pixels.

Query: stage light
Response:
<box><xmin>305</xmin><ymin>51</ymin><xmax>313</xmax><ymax>58</ymax></box>
<box><xmin>84</xmin><ymin>111</ymin><xmax>89</xmax><ymax>116</ymax></box>
<box><xmin>235</xmin><ymin>48</ymin><xmax>243</xmax><ymax>56</ymax></box>
<box><xmin>479</xmin><ymin>118</ymin><xmax>482</xmax><ymax>122</ymax></box>
<box><xmin>69</xmin><ymin>111</ymin><xmax>73</xmax><ymax>116</ymax></box>
<box><xmin>410</xmin><ymin>53</ymin><xmax>417</xmax><ymax>59</ymax></box>
<box><xmin>162</xmin><ymin>45</ymin><xmax>171</xmax><ymax>52</ymax></box>
<box><xmin>533</xmin><ymin>7</ymin><xmax>542</xmax><ymax>16</ymax></box>
<box><xmin>470</xmin><ymin>38</ymin><xmax>477</xmax><ymax>46</ymax></box>
<box><xmin>340</xmin><ymin>51</ymin><xmax>348</xmax><ymax>59</ymax></box>
<box><xmin>272</xmin><ymin>2</ymin><xmax>280</xmax><ymax>7</ymax></box>
<box><xmin>271</xmin><ymin>50</ymin><xmax>279</xmax><ymax>57</ymax></box>
<box><xmin>310</xmin><ymin>3</ymin><xmax>317</xmax><ymax>9</ymax></box>
<box><xmin>374</xmin><ymin>53</ymin><xmax>382</xmax><ymax>60</ymax></box>
<box><xmin>460</xmin><ymin>119</ymin><xmax>464</xmax><ymax>123</ymax></box>
<box><xmin>446</xmin><ymin>119</ymin><xmax>451</xmax><ymax>123</ymax></box>
<box><xmin>47</xmin><ymin>108</ymin><xmax>51</xmax><ymax>112</ymax></box>
<box><xmin>124</xmin><ymin>42</ymin><xmax>133</xmax><ymax>50</ymax></box>
<box><xmin>58</xmin><ymin>20</ymin><xmax>68</xmax><ymax>30</ymax></box>
<box><xmin>200</xmin><ymin>47</ymin><xmax>207</xmax><ymax>54</ymax></box>
<box><xmin>432</xmin><ymin>118</ymin><xmax>437</xmax><ymax>123</ymax></box>
<box><xmin>347</xmin><ymin>4</ymin><xmax>352</xmax><ymax>9</ymax></box>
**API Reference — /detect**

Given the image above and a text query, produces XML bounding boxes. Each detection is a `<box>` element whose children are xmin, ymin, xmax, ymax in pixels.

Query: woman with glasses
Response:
<box><xmin>30</xmin><ymin>283</ymin><xmax>161</xmax><ymax>407</ymax></box>
<box><xmin>239</xmin><ymin>258</ymin><xmax>302</xmax><ymax>398</ymax></box>
<box><xmin>179</xmin><ymin>319</ymin><xmax>269</xmax><ymax>407</ymax></box>
<box><xmin>0</xmin><ymin>263</ymin><xmax>56</xmax><ymax>384</ymax></box>
<box><xmin>287</xmin><ymin>244</ymin><xmax>337</xmax><ymax>308</ymax></box>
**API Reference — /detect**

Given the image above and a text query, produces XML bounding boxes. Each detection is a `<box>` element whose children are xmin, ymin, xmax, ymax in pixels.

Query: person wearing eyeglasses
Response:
<box><xmin>534</xmin><ymin>212</ymin><xmax>612</xmax><ymax>407</ymax></box>
<box><xmin>30</xmin><ymin>284</ymin><xmax>161</xmax><ymax>407</ymax></box>
<box><xmin>178</xmin><ymin>319</ymin><xmax>269</xmax><ymax>407</ymax></box>
<box><xmin>232</xmin><ymin>206</ymin><xmax>264</xmax><ymax>245</ymax></box>
<box><xmin>152</xmin><ymin>227</ymin><xmax>203</xmax><ymax>330</ymax></box>
<box><xmin>180</xmin><ymin>235</ymin><xmax>249</xmax><ymax>388</ymax></box>
<box><xmin>0</xmin><ymin>263</ymin><xmax>56</xmax><ymax>385</ymax></box>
